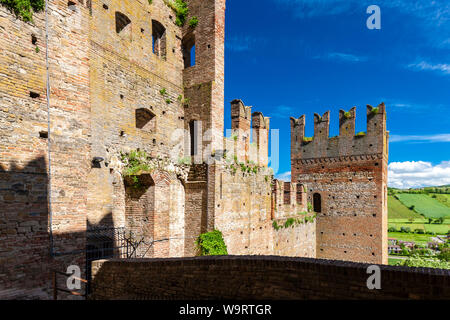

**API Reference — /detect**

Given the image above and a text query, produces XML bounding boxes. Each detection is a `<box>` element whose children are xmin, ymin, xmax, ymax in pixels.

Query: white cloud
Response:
<box><xmin>407</xmin><ymin>61</ymin><xmax>450</xmax><ymax>75</ymax></box>
<box><xmin>271</xmin><ymin>105</ymin><xmax>295</xmax><ymax>118</ymax></box>
<box><xmin>272</xmin><ymin>0</ymin><xmax>450</xmax><ymax>47</ymax></box>
<box><xmin>276</xmin><ymin>171</ymin><xmax>291</xmax><ymax>181</ymax></box>
<box><xmin>390</xmin><ymin>134</ymin><xmax>450</xmax><ymax>143</ymax></box>
<box><xmin>226</xmin><ymin>35</ymin><xmax>266</xmax><ymax>52</ymax></box>
<box><xmin>272</xmin><ymin>0</ymin><xmax>449</xmax><ymax>22</ymax></box>
<box><xmin>388</xmin><ymin>161</ymin><xmax>450</xmax><ymax>188</ymax></box>
<box><xmin>272</xmin><ymin>0</ymin><xmax>354</xmax><ymax>18</ymax></box>
<box><xmin>315</xmin><ymin>52</ymin><xmax>368</xmax><ymax>63</ymax></box>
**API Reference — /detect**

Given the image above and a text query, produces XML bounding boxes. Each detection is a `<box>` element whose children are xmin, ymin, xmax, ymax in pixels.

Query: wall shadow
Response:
<box><xmin>0</xmin><ymin>157</ymin><xmax>50</xmax><ymax>299</ymax></box>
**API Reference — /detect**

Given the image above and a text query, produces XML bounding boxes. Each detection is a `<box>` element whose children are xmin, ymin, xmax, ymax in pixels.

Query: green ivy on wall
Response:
<box><xmin>196</xmin><ymin>230</ymin><xmax>228</xmax><ymax>256</ymax></box>
<box><xmin>272</xmin><ymin>213</ymin><xmax>317</xmax><ymax>231</ymax></box>
<box><xmin>0</xmin><ymin>0</ymin><xmax>44</xmax><ymax>22</ymax></box>
<box><xmin>164</xmin><ymin>0</ymin><xmax>189</xmax><ymax>27</ymax></box>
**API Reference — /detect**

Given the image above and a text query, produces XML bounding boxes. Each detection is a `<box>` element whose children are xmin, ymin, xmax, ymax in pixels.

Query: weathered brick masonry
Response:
<box><xmin>1</xmin><ymin>0</ymin><xmax>390</xmax><ymax>299</ymax></box>
<box><xmin>90</xmin><ymin>256</ymin><xmax>450</xmax><ymax>300</ymax></box>
<box><xmin>291</xmin><ymin>105</ymin><xmax>389</xmax><ymax>264</ymax></box>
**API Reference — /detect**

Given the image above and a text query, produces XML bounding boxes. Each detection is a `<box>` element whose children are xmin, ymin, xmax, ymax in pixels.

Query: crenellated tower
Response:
<box><xmin>251</xmin><ymin>112</ymin><xmax>270</xmax><ymax>167</ymax></box>
<box><xmin>291</xmin><ymin>103</ymin><xmax>389</xmax><ymax>264</ymax></box>
<box><xmin>231</xmin><ymin>99</ymin><xmax>252</xmax><ymax>163</ymax></box>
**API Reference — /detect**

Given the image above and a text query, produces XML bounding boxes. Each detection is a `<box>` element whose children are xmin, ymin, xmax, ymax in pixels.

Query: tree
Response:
<box><xmin>438</xmin><ymin>248</ymin><xmax>450</xmax><ymax>262</ymax></box>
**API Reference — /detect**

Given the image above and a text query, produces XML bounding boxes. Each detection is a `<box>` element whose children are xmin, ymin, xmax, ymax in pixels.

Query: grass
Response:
<box><xmin>388</xmin><ymin>232</ymin><xmax>437</xmax><ymax>245</ymax></box>
<box><xmin>388</xmin><ymin>257</ymin><xmax>404</xmax><ymax>266</ymax></box>
<box><xmin>388</xmin><ymin>220</ymin><xmax>450</xmax><ymax>234</ymax></box>
<box><xmin>387</xmin><ymin>191</ymin><xmax>450</xmax><ymax>246</ymax></box>
<box><xmin>396</xmin><ymin>193</ymin><xmax>450</xmax><ymax>219</ymax></box>
<box><xmin>431</xmin><ymin>193</ymin><xmax>450</xmax><ymax>209</ymax></box>
<box><xmin>388</xmin><ymin>195</ymin><xmax>423</xmax><ymax>219</ymax></box>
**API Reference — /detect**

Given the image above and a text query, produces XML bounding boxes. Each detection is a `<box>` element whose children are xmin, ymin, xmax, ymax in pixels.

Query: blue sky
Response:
<box><xmin>223</xmin><ymin>0</ymin><xmax>450</xmax><ymax>188</ymax></box>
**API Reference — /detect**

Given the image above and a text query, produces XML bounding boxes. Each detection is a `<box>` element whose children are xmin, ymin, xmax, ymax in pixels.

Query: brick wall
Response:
<box><xmin>90</xmin><ymin>256</ymin><xmax>450</xmax><ymax>300</ymax></box>
<box><xmin>291</xmin><ymin>105</ymin><xmax>389</xmax><ymax>264</ymax></box>
<box><xmin>0</xmin><ymin>0</ymin><xmax>91</xmax><ymax>299</ymax></box>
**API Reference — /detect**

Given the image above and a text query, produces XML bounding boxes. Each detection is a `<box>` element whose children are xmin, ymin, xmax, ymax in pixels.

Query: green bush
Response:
<box><xmin>438</xmin><ymin>248</ymin><xmax>450</xmax><ymax>262</ymax></box>
<box><xmin>196</xmin><ymin>230</ymin><xmax>228</xmax><ymax>256</ymax></box>
<box><xmin>402</xmin><ymin>254</ymin><xmax>450</xmax><ymax>269</ymax></box>
<box><xmin>0</xmin><ymin>0</ymin><xmax>44</xmax><ymax>21</ymax></box>
<box><xmin>165</xmin><ymin>0</ymin><xmax>189</xmax><ymax>26</ymax></box>
<box><xmin>189</xmin><ymin>16</ymin><xmax>198</xmax><ymax>28</ymax></box>
<box><xmin>400</xmin><ymin>226</ymin><xmax>411</xmax><ymax>233</ymax></box>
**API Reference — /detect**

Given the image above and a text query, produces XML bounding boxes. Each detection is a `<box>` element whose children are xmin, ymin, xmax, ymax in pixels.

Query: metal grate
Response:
<box><xmin>85</xmin><ymin>227</ymin><xmax>138</xmax><ymax>294</ymax></box>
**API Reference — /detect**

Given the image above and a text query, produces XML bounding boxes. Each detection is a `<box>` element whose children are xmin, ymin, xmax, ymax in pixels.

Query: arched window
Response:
<box><xmin>152</xmin><ymin>20</ymin><xmax>166</xmax><ymax>60</ymax></box>
<box><xmin>182</xmin><ymin>33</ymin><xmax>195</xmax><ymax>68</ymax></box>
<box><xmin>115</xmin><ymin>12</ymin><xmax>131</xmax><ymax>34</ymax></box>
<box><xmin>313</xmin><ymin>193</ymin><xmax>322</xmax><ymax>213</ymax></box>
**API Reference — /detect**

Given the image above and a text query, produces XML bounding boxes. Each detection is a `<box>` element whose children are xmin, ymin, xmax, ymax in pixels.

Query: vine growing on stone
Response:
<box><xmin>0</xmin><ymin>0</ymin><xmax>44</xmax><ymax>22</ymax></box>
<box><xmin>164</xmin><ymin>0</ymin><xmax>189</xmax><ymax>27</ymax></box>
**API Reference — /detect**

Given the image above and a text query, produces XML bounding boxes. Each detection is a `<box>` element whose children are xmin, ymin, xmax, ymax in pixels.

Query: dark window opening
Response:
<box><xmin>39</xmin><ymin>131</ymin><xmax>48</xmax><ymax>139</ymax></box>
<box><xmin>152</xmin><ymin>20</ymin><xmax>166</xmax><ymax>60</ymax></box>
<box><xmin>135</xmin><ymin>108</ymin><xmax>156</xmax><ymax>131</ymax></box>
<box><xmin>182</xmin><ymin>34</ymin><xmax>195</xmax><ymax>68</ymax></box>
<box><xmin>30</xmin><ymin>91</ymin><xmax>40</xmax><ymax>99</ymax></box>
<box><xmin>115</xmin><ymin>12</ymin><xmax>131</xmax><ymax>34</ymax></box>
<box><xmin>68</xmin><ymin>1</ymin><xmax>76</xmax><ymax>11</ymax></box>
<box><xmin>31</xmin><ymin>34</ymin><xmax>37</xmax><ymax>45</ymax></box>
<box><xmin>189</xmin><ymin>120</ymin><xmax>199</xmax><ymax>156</ymax></box>
<box><xmin>313</xmin><ymin>193</ymin><xmax>322</xmax><ymax>213</ymax></box>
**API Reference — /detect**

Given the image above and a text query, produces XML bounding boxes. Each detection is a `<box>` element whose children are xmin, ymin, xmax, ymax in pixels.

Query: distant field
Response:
<box><xmin>388</xmin><ymin>221</ymin><xmax>450</xmax><ymax>234</ymax></box>
<box><xmin>388</xmin><ymin>257</ymin><xmax>404</xmax><ymax>266</ymax></box>
<box><xmin>431</xmin><ymin>193</ymin><xmax>450</xmax><ymax>209</ymax></box>
<box><xmin>388</xmin><ymin>195</ymin><xmax>423</xmax><ymax>219</ymax></box>
<box><xmin>395</xmin><ymin>193</ymin><xmax>450</xmax><ymax>219</ymax></box>
<box><xmin>388</xmin><ymin>232</ymin><xmax>436</xmax><ymax>245</ymax></box>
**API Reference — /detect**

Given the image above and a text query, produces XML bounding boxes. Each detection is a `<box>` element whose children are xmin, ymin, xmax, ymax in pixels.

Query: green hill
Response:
<box><xmin>388</xmin><ymin>195</ymin><xmax>423</xmax><ymax>219</ymax></box>
<box><xmin>395</xmin><ymin>193</ymin><xmax>450</xmax><ymax>219</ymax></box>
<box><xmin>431</xmin><ymin>193</ymin><xmax>450</xmax><ymax>209</ymax></box>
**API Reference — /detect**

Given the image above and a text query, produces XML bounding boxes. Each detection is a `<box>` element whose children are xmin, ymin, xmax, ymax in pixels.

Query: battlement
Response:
<box><xmin>252</xmin><ymin>112</ymin><xmax>270</xmax><ymax>129</ymax></box>
<box><xmin>231</xmin><ymin>99</ymin><xmax>252</xmax><ymax>123</ymax></box>
<box><xmin>272</xmin><ymin>179</ymin><xmax>307</xmax><ymax>218</ymax></box>
<box><xmin>227</xmin><ymin>100</ymin><xmax>270</xmax><ymax>166</ymax></box>
<box><xmin>291</xmin><ymin>103</ymin><xmax>388</xmax><ymax>161</ymax></box>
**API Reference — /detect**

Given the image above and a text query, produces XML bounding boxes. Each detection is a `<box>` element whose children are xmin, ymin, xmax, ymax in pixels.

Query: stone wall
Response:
<box><xmin>90</xmin><ymin>256</ymin><xmax>450</xmax><ymax>300</ymax></box>
<box><xmin>0</xmin><ymin>0</ymin><xmax>393</xmax><ymax>300</ymax></box>
<box><xmin>214</xmin><ymin>166</ymin><xmax>274</xmax><ymax>255</ymax></box>
<box><xmin>87</xmin><ymin>0</ymin><xmax>186</xmax><ymax>231</ymax></box>
<box><xmin>291</xmin><ymin>104</ymin><xmax>389</xmax><ymax>264</ymax></box>
<box><xmin>0</xmin><ymin>0</ymin><xmax>91</xmax><ymax>299</ymax></box>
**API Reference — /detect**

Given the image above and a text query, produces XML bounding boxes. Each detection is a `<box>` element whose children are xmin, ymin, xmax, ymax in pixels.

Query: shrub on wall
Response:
<box><xmin>196</xmin><ymin>230</ymin><xmax>228</xmax><ymax>256</ymax></box>
<box><xmin>0</xmin><ymin>0</ymin><xmax>44</xmax><ymax>22</ymax></box>
<box><xmin>164</xmin><ymin>0</ymin><xmax>189</xmax><ymax>26</ymax></box>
